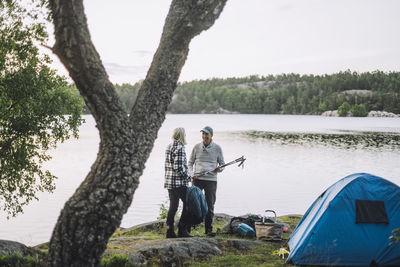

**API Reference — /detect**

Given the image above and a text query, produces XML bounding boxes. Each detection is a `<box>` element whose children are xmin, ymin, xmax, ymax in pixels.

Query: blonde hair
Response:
<box><xmin>172</xmin><ymin>127</ymin><xmax>187</xmax><ymax>145</ymax></box>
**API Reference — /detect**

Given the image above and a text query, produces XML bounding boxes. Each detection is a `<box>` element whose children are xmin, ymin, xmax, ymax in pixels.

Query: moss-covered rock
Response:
<box><xmin>29</xmin><ymin>213</ymin><xmax>302</xmax><ymax>266</ymax></box>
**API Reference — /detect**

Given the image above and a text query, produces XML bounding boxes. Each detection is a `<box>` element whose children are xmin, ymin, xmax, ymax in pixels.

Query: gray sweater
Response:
<box><xmin>188</xmin><ymin>141</ymin><xmax>225</xmax><ymax>181</ymax></box>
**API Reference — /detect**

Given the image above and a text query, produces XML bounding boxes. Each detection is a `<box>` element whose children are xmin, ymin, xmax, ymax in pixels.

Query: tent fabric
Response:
<box><xmin>287</xmin><ymin>173</ymin><xmax>400</xmax><ymax>266</ymax></box>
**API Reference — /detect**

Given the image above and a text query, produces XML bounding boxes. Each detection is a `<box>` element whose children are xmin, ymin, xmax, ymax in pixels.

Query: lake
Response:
<box><xmin>1</xmin><ymin>114</ymin><xmax>400</xmax><ymax>246</ymax></box>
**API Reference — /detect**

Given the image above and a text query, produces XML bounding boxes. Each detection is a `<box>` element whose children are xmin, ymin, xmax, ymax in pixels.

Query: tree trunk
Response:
<box><xmin>47</xmin><ymin>0</ymin><xmax>227</xmax><ymax>266</ymax></box>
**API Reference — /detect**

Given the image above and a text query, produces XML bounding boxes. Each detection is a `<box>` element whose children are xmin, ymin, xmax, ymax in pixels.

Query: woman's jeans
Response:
<box><xmin>167</xmin><ymin>186</ymin><xmax>189</xmax><ymax>229</ymax></box>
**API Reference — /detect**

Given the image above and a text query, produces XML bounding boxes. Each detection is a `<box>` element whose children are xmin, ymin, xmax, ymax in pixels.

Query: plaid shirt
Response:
<box><xmin>164</xmin><ymin>140</ymin><xmax>191</xmax><ymax>189</ymax></box>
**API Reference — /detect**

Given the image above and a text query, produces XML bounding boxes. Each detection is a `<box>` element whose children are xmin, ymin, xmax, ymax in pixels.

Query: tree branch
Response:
<box><xmin>129</xmin><ymin>0</ymin><xmax>227</xmax><ymax>153</ymax></box>
<box><xmin>48</xmin><ymin>0</ymin><xmax>126</xmax><ymax>134</ymax></box>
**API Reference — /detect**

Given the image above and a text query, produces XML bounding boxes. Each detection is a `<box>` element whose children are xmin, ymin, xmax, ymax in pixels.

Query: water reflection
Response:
<box><xmin>241</xmin><ymin>130</ymin><xmax>400</xmax><ymax>151</ymax></box>
<box><xmin>0</xmin><ymin>114</ymin><xmax>399</xmax><ymax>246</ymax></box>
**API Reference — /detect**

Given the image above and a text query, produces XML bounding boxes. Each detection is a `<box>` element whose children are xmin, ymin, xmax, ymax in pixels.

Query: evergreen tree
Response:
<box><xmin>338</xmin><ymin>102</ymin><xmax>351</xmax><ymax>117</ymax></box>
<box><xmin>351</xmin><ymin>104</ymin><xmax>368</xmax><ymax>117</ymax></box>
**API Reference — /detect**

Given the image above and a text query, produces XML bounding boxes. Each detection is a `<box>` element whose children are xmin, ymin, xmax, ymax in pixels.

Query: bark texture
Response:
<box><xmin>47</xmin><ymin>0</ymin><xmax>227</xmax><ymax>266</ymax></box>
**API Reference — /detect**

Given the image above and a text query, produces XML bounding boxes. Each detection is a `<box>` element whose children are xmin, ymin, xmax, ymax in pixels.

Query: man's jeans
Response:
<box><xmin>193</xmin><ymin>179</ymin><xmax>217</xmax><ymax>231</ymax></box>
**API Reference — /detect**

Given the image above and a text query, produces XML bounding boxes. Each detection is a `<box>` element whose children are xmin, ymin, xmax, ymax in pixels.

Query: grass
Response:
<box><xmin>31</xmin><ymin>215</ymin><xmax>302</xmax><ymax>266</ymax></box>
<box><xmin>111</xmin><ymin>216</ymin><xmax>230</xmax><ymax>240</ymax></box>
<box><xmin>109</xmin><ymin>214</ymin><xmax>301</xmax><ymax>267</ymax></box>
<box><xmin>101</xmin><ymin>254</ymin><xmax>135</xmax><ymax>267</ymax></box>
<box><xmin>183</xmin><ymin>215</ymin><xmax>301</xmax><ymax>267</ymax></box>
<box><xmin>188</xmin><ymin>244</ymin><xmax>286</xmax><ymax>267</ymax></box>
<box><xmin>0</xmin><ymin>253</ymin><xmax>45</xmax><ymax>267</ymax></box>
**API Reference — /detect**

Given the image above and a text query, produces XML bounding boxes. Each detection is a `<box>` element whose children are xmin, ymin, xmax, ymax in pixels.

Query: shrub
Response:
<box><xmin>157</xmin><ymin>201</ymin><xmax>169</xmax><ymax>220</ymax></box>
<box><xmin>338</xmin><ymin>102</ymin><xmax>351</xmax><ymax>117</ymax></box>
<box><xmin>0</xmin><ymin>253</ymin><xmax>41</xmax><ymax>267</ymax></box>
<box><xmin>351</xmin><ymin>104</ymin><xmax>368</xmax><ymax>117</ymax></box>
<box><xmin>157</xmin><ymin>200</ymin><xmax>181</xmax><ymax>220</ymax></box>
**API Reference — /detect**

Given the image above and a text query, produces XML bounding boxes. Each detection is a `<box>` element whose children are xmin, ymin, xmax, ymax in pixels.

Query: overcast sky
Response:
<box><xmin>49</xmin><ymin>0</ymin><xmax>400</xmax><ymax>84</ymax></box>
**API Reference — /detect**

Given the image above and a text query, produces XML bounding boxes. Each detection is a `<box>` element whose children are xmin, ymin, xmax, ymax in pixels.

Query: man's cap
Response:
<box><xmin>201</xmin><ymin>126</ymin><xmax>213</xmax><ymax>134</ymax></box>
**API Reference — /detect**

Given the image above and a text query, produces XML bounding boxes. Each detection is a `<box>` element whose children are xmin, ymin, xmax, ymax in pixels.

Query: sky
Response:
<box><xmin>49</xmin><ymin>0</ymin><xmax>400</xmax><ymax>84</ymax></box>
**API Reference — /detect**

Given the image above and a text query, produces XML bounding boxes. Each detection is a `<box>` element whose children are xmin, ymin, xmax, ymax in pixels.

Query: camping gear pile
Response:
<box><xmin>228</xmin><ymin>210</ymin><xmax>288</xmax><ymax>240</ymax></box>
<box><xmin>287</xmin><ymin>173</ymin><xmax>400</xmax><ymax>266</ymax></box>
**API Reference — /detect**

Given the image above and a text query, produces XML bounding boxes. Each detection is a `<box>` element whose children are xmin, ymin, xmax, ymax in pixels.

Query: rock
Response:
<box><xmin>199</xmin><ymin>108</ymin><xmax>240</xmax><ymax>114</ymax></box>
<box><xmin>341</xmin><ymin>89</ymin><xmax>373</xmax><ymax>97</ymax></box>
<box><xmin>322</xmin><ymin>110</ymin><xmax>400</xmax><ymax>117</ymax></box>
<box><xmin>119</xmin><ymin>219</ymin><xmax>167</xmax><ymax>235</ymax></box>
<box><xmin>321</xmin><ymin>110</ymin><xmax>339</xmax><ymax>117</ymax></box>
<box><xmin>368</xmin><ymin>110</ymin><xmax>399</xmax><ymax>117</ymax></box>
<box><xmin>119</xmin><ymin>213</ymin><xmax>234</xmax><ymax>235</ymax></box>
<box><xmin>214</xmin><ymin>213</ymin><xmax>235</xmax><ymax>222</ymax></box>
<box><xmin>0</xmin><ymin>239</ymin><xmax>40</xmax><ymax>257</ymax></box>
<box><xmin>104</xmin><ymin>237</ymin><xmax>262</xmax><ymax>266</ymax></box>
<box><xmin>215</xmin><ymin>108</ymin><xmax>240</xmax><ymax>114</ymax></box>
<box><xmin>105</xmin><ymin>213</ymin><xmax>260</xmax><ymax>265</ymax></box>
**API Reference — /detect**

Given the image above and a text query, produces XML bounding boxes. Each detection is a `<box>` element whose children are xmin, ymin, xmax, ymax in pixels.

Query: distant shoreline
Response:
<box><xmin>321</xmin><ymin>110</ymin><xmax>399</xmax><ymax>118</ymax></box>
<box><xmin>241</xmin><ymin>130</ymin><xmax>400</xmax><ymax>150</ymax></box>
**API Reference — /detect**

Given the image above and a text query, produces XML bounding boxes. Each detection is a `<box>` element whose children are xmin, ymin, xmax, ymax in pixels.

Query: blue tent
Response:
<box><xmin>287</xmin><ymin>173</ymin><xmax>400</xmax><ymax>266</ymax></box>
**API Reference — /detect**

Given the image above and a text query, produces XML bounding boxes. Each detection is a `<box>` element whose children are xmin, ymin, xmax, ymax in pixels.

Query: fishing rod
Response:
<box><xmin>195</xmin><ymin>156</ymin><xmax>246</xmax><ymax>176</ymax></box>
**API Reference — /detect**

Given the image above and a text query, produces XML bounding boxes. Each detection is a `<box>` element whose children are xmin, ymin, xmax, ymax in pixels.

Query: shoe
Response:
<box><xmin>178</xmin><ymin>231</ymin><xmax>193</xmax><ymax>238</ymax></box>
<box><xmin>178</xmin><ymin>227</ymin><xmax>193</xmax><ymax>238</ymax></box>
<box><xmin>166</xmin><ymin>229</ymin><xmax>177</xmax><ymax>238</ymax></box>
<box><xmin>205</xmin><ymin>229</ymin><xmax>216</xmax><ymax>237</ymax></box>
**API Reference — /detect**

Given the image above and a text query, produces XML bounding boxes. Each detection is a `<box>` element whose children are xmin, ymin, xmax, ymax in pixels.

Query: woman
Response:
<box><xmin>164</xmin><ymin>127</ymin><xmax>193</xmax><ymax>238</ymax></box>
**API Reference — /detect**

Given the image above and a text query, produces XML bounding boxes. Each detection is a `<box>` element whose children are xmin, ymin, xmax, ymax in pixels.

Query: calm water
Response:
<box><xmin>1</xmin><ymin>114</ymin><xmax>400</xmax><ymax>246</ymax></box>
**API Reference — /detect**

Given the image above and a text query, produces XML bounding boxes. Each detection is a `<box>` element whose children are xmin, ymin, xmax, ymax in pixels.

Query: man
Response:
<box><xmin>189</xmin><ymin>126</ymin><xmax>225</xmax><ymax>236</ymax></box>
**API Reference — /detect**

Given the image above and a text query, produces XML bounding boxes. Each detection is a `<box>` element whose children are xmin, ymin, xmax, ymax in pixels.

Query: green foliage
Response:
<box><xmin>190</xmin><ymin>248</ymin><xmax>285</xmax><ymax>267</ymax></box>
<box><xmin>157</xmin><ymin>201</ymin><xmax>169</xmax><ymax>220</ymax></box>
<box><xmin>0</xmin><ymin>1</ymin><xmax>83</xmax><ymax>216</ymax></box>
<box><xmin>318</xmin><ymin>101</ymin><xmax>327</xmax><ymax>112</ymax></box>
<box><xmin>189</xmin><ymin>215</ymin><xmax>300</xmax><ymax>266</ymax></box>
<box><xmin>338</xmin><ymin>102</ymin><xmax>351</xmax><ymax>117</ymax></box>
<box><xmin>114</xmin><ymin>83</ymin><xmax>140</xmax><ymax>113</ymax></box>
<box><xmin>350</xmin><ymin>103</ymin><xmax>368</xmax><ymax>117</ymax></box>
<box><xmin>107</xmin><ymin>70</ymin><xmax>400</xmax><ymax>116</ymax></box>
<box><xmin>390</xmin><ymin>228</ymin><xmax>400</xmax><ymax>246</ymax></box>
<box><xmin>0</xmin><ymin>253</ymin><xmax>42</xmax><ymax>267</ymax></box>
<box><xmin>157</xmin><ymin>200</ymin><xmax>181</xmax><ymax>220</ymax></box>
<box><xmin>155</xmin><ymin>70</ymin><xmax>400</xmax><ymax>115</ymax></box>
<box><xmin>101</xmin><ymin>254</ymin><xmax>135</xmax><ymax>267</ymax></box>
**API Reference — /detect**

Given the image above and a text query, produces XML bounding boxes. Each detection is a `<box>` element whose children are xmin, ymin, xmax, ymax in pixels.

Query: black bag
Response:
<box><xmin>229</xmin><ymin>216</ymin><xmax>256</xmax><ymax>234</ymax></box>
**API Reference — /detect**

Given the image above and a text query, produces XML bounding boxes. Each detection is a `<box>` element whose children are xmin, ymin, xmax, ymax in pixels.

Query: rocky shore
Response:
<box><xmin>321</xmin><ymin>110</ymin><xmax>399</xmax><ymax>117</ymax></box>
<box><xmin>102</xmin><ymin>213</ymin><xmax>267</xmax><ymax>265</ymax></box>
<box><xmin>0</xmin><ymin>213</ymin><xmax>301</xmax><ymax>266</ymax></box>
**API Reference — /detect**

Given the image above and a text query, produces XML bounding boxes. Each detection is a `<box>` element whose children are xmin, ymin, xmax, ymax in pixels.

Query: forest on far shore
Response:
<box><xmin>76</xmin><ymin>70</ymin><xmax>400</xmax><ymax>116</ymax></box>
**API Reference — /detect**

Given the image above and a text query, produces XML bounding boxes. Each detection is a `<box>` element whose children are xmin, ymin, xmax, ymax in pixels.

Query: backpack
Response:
<box><xmin>185</xmin><ymin>186</ymin><xmax>208</xmax><ymax>226</ymax></box>
<box><xmin>229</xmin><ymin>216</ymin><xmax>256</xmax><ymax>234</ymax></box>
<box><xmin>237</xmin><ymin>223</ymin><xmax>256</xmax><ymax>238</ymax></box>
